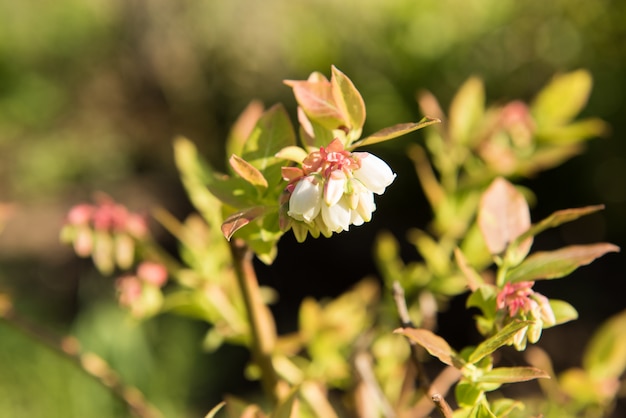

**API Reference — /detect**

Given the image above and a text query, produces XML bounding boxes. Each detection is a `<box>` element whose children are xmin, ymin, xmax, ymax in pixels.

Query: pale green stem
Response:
<box><xmin>229</xmin><ymin>238</ymin><xmax>281</xmax><ymax>403</ymax></box>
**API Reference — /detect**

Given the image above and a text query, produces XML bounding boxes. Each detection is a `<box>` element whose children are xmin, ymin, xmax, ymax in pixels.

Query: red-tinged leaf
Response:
<box><xmin>478</xmin><ymin>177</ymin><xmax>532</xmax><ymax>259</ymax></box>
<box><xmin>475</xmin><ymin>366</ymin><xmax>550</xmax><ymax>384</ymax></box>
<box><xmin>331</xmin><ymin>65</ymin><xmax>365</xmax><ymax>132</ymax></box>
<box><xmin>284</xmin><ymin>76</ymin><xmax>344</xmax><ymax>129</ymax></box>
<box><xmin>468</xmin><ymin>321</ymin><xmax>532</xmax><ymax>364</ymax></box>
<box><xmin>226</xmin><ymin>100</ymin><xmax>265</xmax><ymax>158</ymax></box>
<box><xmin>506</xmin><ymin>243</ymin><xmax>620</xmax><ymax>283</ymax></box>
<box><xmin>394</xmin><ymin>328</ymin><xmax>462</xmax><ymax>367</ymax></box>
<box><xmin>348</xmin><ymin>117</ymin><xmax>440</xmax><ymax>149</ymax></box>
<box><xmin>229</xmin><ymin>154</ymin><xmax>269</xmax><ymax>189</ymax></box>
<box><xmin>513</xmin><ymin>205</ymin><xmax>605</xmax><ymax>247</ymax></box>
<box><xmin>221</xmin><ymin>207</ymin><xmax>266</xmax><ymax>240</ymax></box>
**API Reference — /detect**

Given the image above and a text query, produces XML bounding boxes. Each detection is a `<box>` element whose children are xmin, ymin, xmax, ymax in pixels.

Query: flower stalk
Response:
<box><xmin>229</xmin><ymin>238</ymin><xmax>283</xmax><ymax>403</ymax></box>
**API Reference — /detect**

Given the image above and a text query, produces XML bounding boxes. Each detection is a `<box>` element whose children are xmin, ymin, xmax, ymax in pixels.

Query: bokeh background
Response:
<box><xmin>0</xmin><ymin>0</ymin><xmax>625</xmax><ymax>416</ymax></box>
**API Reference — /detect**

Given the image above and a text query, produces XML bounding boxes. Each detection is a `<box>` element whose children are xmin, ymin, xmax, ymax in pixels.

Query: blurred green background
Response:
<box><xmin>0</xmin><ymin>0</ymin><xmax>625</xmax><ymax>416</ymax></box>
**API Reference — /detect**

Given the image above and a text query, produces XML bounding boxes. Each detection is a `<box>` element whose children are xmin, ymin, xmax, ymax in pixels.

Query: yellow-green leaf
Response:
<box><xmin>583</xmin><ymin>308</ymin><xmax>626</xmax><ymax>380</ymax></box>
<box><xmin>505</xmin><ymin>243</ymin><xmax>620</xmax><ymax>283</ymax></box>
<box><xmin>349</xmin><ymin>117</ymin><xmax>440</xmax><ymax>149</ymax></box>
<box><xmin>476</xmin><ymin>366</ymin><xmax>550</xmax><ymax>384</ymax></box>
<box><xmin>468</xmin><ymin>321</ymin><xmax>531</xmax><ymax>364</ymax></box>
<box><xmin>394</xmin><ymin>328</ymin><xmax>462</xmax><ymax>367</ymax></box>
<box><xmin>531</xmin><ymin>69</ymin><xmax>593</xmax><ymax>126</ymax></box>
<box><xmin>449</xmin><ymin>76</ymin><xmax>485</xmax><ymax>145</ymax></box>
<box><xmin>331</xmin><ymin>65</ymin><xmax>366</xmax><ymax>134</ymax></box>
<box><xmin>229</xmin><ymin>154</ymin><xmax>269</xmax><ymax>189</ymax></box>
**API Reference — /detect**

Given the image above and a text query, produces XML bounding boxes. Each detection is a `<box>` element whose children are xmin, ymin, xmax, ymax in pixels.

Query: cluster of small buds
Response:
<box><xmin>61</xmin><ymin>195</ymin><xmax>149</xmax><ymax>275</ymax></box>
<box><xmin>116</xmin><ymin>261</ymin><xmax>168</xmax><ymax>318</ymax></box>
<box><xmin>497</xmin><ymin>281</ymin><xmax>556</xmax><ymax>350</ymax></box>
<box><xmin>279</xmin><ymin>138</ymin><xmax>396</xmax><ymax>242</ymax></box>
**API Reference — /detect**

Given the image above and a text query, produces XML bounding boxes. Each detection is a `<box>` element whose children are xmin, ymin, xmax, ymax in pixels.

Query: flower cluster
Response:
<box><xmin>497</xmin><ymin>281</ymin><xmax>556</xmax><ymax>350</ymax></box>
<box><xmin>279</xmin><ymin>138</ymin><xmax>395</xmax><ymax>242</ymax></box>
<box><xmin>61</xmin><ymin>194</ymin><xmax>149</xmax><ymax>274</ymax></box>
<box><xmin>116</xmin><ymin>261</ymin><xmax>168</xmax><ymax>318</ymax></box>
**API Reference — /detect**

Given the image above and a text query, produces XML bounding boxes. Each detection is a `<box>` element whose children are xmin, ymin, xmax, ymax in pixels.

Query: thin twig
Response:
<box><xmin>0</xmin><ymin>295</ymin><xmax>162</xmax><ymax>418</ymax></box>
<box><xmin>432</xmin><ymin>393</ymin><xmax>454</xmax><ymax>418</ymax></box>
<box><xmin>392</xmin><ymin>281</ymin><xmax>430</xmax><ymax>389</ymax></box>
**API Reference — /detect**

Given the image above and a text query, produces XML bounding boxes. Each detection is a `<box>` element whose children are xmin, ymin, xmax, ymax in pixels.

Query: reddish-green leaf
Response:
<box><xmin>221</xmin><ymin>207</ymin><xmax>266</xmax><ymax>240</ymax></box>
<box><xmin>476</xmin><ymin>367</ymin><xmax>550</xmax><ymax>384</ymax></box>
<box><xmin>506</xmin><ymin>243</ymin><xmax>620</xmax><ymax>283</ymax></box>
<box><xmin>229</xmin><ymin>154</ymin><xmax>269</xmax><ymax>189</ymax></box>
<box><xmin>478</xmin><ymin>178</ymin><xmax>532</xmax><ymax>260</ymax></box>
<box><xmin>468</xmin><ymin>321</ymin><xmax>531</xmax><ymax>364</ymax></box>
<box><xmin>349</xmin><ymin>117</ymin><xmax>440</xmax><ymax>149</ymax></box>
<box><xmin>512</xmin><ymin>205</ymin><xmax>605</xmax><ymax>247</ymax></box>
<box><xmin>284</xmin><ymin>73</ymin><xmax>344</xmax><ymax>130</ymax></box>
<box><xmin>331</xmin><ymin>65</ymin><xmax>365</xmax><ymax>133</ymax></box>
<box><xmin>394</xmin><ymin>328</ymin><xmax>462</xmax><ymax>367</ymax></box>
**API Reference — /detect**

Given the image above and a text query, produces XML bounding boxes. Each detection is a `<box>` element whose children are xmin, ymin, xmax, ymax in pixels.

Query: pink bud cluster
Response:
<box><xmin>116</xmin><ymin>261</ymin><xmax>168</xmax><ymax>318</ymax></box>
<box><xmin>61</xmin><ymin>195</ymin><xmax>149</xmax><ymax>274</ymax></box>
<box><xmin>497</xmin><ymin>281</ymin><xmax>556</xmax><ymax>350</ymax></box>
<box><xmin>279</xmin><ymin>139</ymin><xmax>395</xmax><ymax>242</ymax></box>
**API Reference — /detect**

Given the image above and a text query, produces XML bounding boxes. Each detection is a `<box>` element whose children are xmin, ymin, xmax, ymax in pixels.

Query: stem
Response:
<box><xmin>229</xmin><ymin>238</ymin><xmax>281</xmax><ymax>403</ymax></box>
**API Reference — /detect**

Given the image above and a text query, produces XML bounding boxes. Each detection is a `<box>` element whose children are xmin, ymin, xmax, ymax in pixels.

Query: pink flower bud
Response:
<box><xmin>137</xmin><ymin>261</ymin><xmax>168</xmax><ymax>287</ymax></box>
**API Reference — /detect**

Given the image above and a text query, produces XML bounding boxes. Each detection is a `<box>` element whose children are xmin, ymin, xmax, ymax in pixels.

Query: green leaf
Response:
<box><xmin>456</xmin><ymin>380</ymin><xmax>484</xmax><ymax>408</ymax></box>
<box><xmin>547</xmin><ymin>299</ymin><xmax>578</xmax><ymax>327</ymax></box>
<box><xmin>394</xmin><ymin>328</ymin><xmax>463</xmax><ymax>367</ymax></box>
<box><xmin>229</xmin><ymin>154</ymin><xmax>269</xmax><ymax>189</ymax></box>
<box><xmin>468</xmin><ymin>321</ymin><xmax>531</xmax><ymax>364</ymax></box>
<box><xmin>221</xmin><ymin>207</ymin><xmax>266</xmax><ymax>240</ymax></box>
<box><xmin>467</xmin><ymin>399</ymin><xmax>496</xmax><ymax>418</ymax></box>
<box><xmin>536</xmin><ymin>117</ymin><xmax>609</xmax><ymax>144</ymax></box>
<box><xmin>478</xmin><ymin>177</ymin><xmax>532</xmax><ymax>262</ymax></box>
<box><xmin>531</xmin><ymin>69</ymin><xmax>593</xmax><ymax>126</ymax></box>
<box><xmin>331</xmin><ymin>65</ymin><xmax>365</xmax><ymax>134</ymax></box>
<box><xmin>512</xmin><ymin>205</ymin><xmax>605</xmax><ymax>248</ymax></box>
<box><xmin>490</xmin><ymin>398</ymin><xmax>523</xmax><ymax>417</ymax></box>
<box><xmin>348</xmin><ymin>117</ymin><xmax>440</xmax><ymax>149</ymax></box>
<box><xmin>476</xmin><ymin>366</ymin><xmax>550</xmax><ymax>384</ymax></box>
<box><xmin>505</xmin><ymin>243</ymin><xmax>620</xmax><ymax>283</ymax></box>
<box><xmin>583</xmin><ymin>308</ymin><xmax>626</xmax><ymax>380</ymax></box>
<box><xmin>174</xmin><ymin>136</ymin><xmax>256</xmax><ymax>215</ymax></box>
<box><xmin>242</xmin><ymin>104</ymin><xmax>296</xmax><ymax>191</ymax></box>
<box><xmin>449</xmin><ymin>76</ymin><xmax>485</xmax><ymax>145</ymax></box>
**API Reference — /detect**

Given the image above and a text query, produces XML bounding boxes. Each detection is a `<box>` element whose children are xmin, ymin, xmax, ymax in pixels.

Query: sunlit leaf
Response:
<box><xmin>536</xmin><ymin>117</ymin><xmax>609</xmax><ymax>144</ymax></box>
<box><xmin>284</xmin><ymin>74</ymin><xmax>344</xmax><ymax>130</ymax></box>
<box><xmin>531</xmin><ymin>69</ymin><xmax>593</xmax><ymax>126</ymax></box>
<box><xmin>221</xmin><ymin>207</ymin><xmax>266</xmax><ymax>240</ymax></box>
<box><xmin>547</xmin><ymin>299</ymin><xmax>578</xmax><ymax>327</ymax></box>
<box><xmin>226</xmin><ymin>100</ymin><xmax>265</xmax><ymax>158</ymax></box>
<box><xmin>242</xmin><ymin>104</ymin><xmax>296</xmax><ymax>190</ymax></box>
<box><xmin>331</xmin><ymin>65</ymin><xmax>365</xmax><ymax>134</ymax></box>
<box><xmin>476</xmin><ymin>366</ymin><xmax>550</xmax><ymax>384</ymax></box>
<box><xmin>275</xmin><ymin>146</ymin><xmax>309</xmax><ymax>163</ymax></box>
<box><xmin>394</xmin><ymin>328</ymin><xmax>462</xmax><ymax>367</ymax></box>
<box><xmin>449</xmin><ymin>76</ymin><xmax>485</xmax><ymax>145</ymax></box>
<box><xmin>229</xmin><ymin>154</ymin><xmax>269</xmax><ymax>189</ymax></box>
<box><xmin>512</xmin><ymin>205</ymin><xmax>605</xmax><ymax>247</ymax></box>
<box><xmin>478</xmin><ymin>177</ymin><xmax>532</xmax><ymax>261</ymax></box>
<box><xmin>468</xmin><ymin>321</ymin><xmax>531</xmax><ymax>364</ymax></box>
<box><xmin>505</xmin><ymin>243</ymin><xmax>620</xmax><ymax>283</ymax></box>
<box><xmin>583</xmin><ymin>309</ymin><xmax>626</xmax><ymax>380</ymax></box>
<box><xmin>348</xmin><ymin>117</ymin><xmax>440</xmax><ymax>149</ymax></box>
<box><xmin>456</xmin><ymin>381</ymin><xmax>483</xmax><ymax>408</ymax></box>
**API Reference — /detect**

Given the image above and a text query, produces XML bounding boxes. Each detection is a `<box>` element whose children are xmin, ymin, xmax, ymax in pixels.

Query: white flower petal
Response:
<box><xmin>321</xmin><ymin>199</ymin><xmax>351</xmax><ymax>232</ymax></box>
<box><xmin>288</xmin><ymin>177</ymin><xmax>322</xmax><ymax>223</ymax></box>
<box><xmin>353</xmin><ymin>152</ymin><xmax>396</xmax><ymax>194</ymax></box>
<box><xmin>355</xmin><ymin>190</ymin><xmax>375</xmax><ymax>222</ymax></box>
<box><xmin>324</xmin><ymin>170</ymin><xmax>346</xmax><ymax>206</ymax></box>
